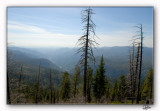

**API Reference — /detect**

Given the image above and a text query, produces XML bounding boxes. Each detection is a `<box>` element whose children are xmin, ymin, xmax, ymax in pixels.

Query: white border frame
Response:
<box><xmin>0</xmin><ymin>0</ymin><xmax>159</xmax><ymax>111</ymax></box>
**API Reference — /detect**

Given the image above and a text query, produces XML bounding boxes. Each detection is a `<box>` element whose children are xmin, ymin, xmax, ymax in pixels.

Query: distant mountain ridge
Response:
<box><xmin>8</xmin><ymin>46</ymin><xmax>153</xmax><ymax>78</ymax></box>
<box><xmin>8</xmin><ymin>47</ymin><xmax>61</xmax><ymax>71</ymax></box>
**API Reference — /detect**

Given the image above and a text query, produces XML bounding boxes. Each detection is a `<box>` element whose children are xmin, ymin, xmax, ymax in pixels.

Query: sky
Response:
<box><xmin>7</xmin><ymin>7</ymin><xmax>153</xmax><ymax>48</ymax></box>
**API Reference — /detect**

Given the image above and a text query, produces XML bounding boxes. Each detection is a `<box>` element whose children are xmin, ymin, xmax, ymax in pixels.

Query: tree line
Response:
<box><xmin>7</xmin><ymin>55</ymin><xmax>153</xmax><ymax>104</ymax></box>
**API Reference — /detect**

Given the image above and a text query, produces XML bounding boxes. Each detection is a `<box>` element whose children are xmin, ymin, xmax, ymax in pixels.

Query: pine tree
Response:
<box><xmin>24</xmin><ymin>84</ymin><xmax>30</xmax><ymax>103</ymax></box>
<box><xmin>105</xmin><ymin>77</ymin><xmax>110</xmax><ymax>101</ymax></box>
<box><xmin>60</xmin><ymin>71</ymin><xmax>71</xmax><ymax>101</ymax></box>
<box><xmin>141</xmin><ymin>69</ymin><xmax>153</xmax><ymax>104</ymax></box>
<box><xmin>110</xmin><ymin>81</ymin><xmax>119</xmax><ymax>102</ymax></box>
<box><xmin>71</xmin><ymin>66</ymin><xmax>81</xmax><ymax>97</ymax></box>
<box><xmin>93</xmin><ymin>56</ymin><xmax>106</xmax><ymax>101</ymax></box>
<box><xmin>118</xmin><ymin>75</ymin><xmax>127</xmax><ymax>102</ymax></box>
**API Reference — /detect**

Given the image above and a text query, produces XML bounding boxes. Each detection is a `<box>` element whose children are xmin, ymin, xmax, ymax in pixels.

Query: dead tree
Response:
<box><xmin>131</xmin><ymin>43</ymin><xmax>135</xmax><ymax>104</ymax></box>
<box><xmin>129</xmin><ymin>44</ymin><xmax>134</xmax><ymax>104</ymax></box>
<box><xmin>136</xmin><ymin>24</ymin><xmax>143</xmax><ymax>104</ymax></box>
<box><xmin>76</xmin><ymin>8</ymin><xmax>98</xmax><ymax>102</ymax></box>
<box><xmin>35</xmin><ymin>61</ymin><xmax>41</xmax><ymax>104</ymax></box>
<box><xmin>129</xmin><ymin>34</ymin><xmax>141</xmax><ymax>103</ymax></box>
<box><xmin>86</xmin><ymin>67</ymin><xmax>93</xmax><ymax>103</ymax></box>
<box><xmin>128</xmin><ymin>24</ymin><xmax>144</xmax><ymax>104</ymax></box>
<box><xmin>133</xmin><ymin>43</ymin><xmax>140</xmax><ymax>100</ymax></box>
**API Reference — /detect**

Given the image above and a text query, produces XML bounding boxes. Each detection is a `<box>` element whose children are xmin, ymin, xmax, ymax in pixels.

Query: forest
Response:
<box><xmin>7</xmin><ymin>8</ymin><xmax>153</xmax><ymax>104</ymax></box>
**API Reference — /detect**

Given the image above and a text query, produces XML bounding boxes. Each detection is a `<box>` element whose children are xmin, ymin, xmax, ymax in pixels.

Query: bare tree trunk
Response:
<box><xmin>137</xmin><ymin>24</ymin><xmax>143</xmax><ymax>104</ymax></box>
<box><xmin>83</xmin><ymin>10</ymin><xmax>90</xmax><ymax>101</ymax></box>
<box><xmin>133</xmin><ymin>44</ymin><xmax>140</xmax><ymax>101</ymax></box>
<box><xmin>53</xmin><ymin>86</ymin><xmax>56</xmax><ymax>104</ymax></box>
<box><xmin>35</xmin><ymin>62</ymin><xmax>41</xmax><ymax>104</ymax></box>
<box><xmin>129</xmin><ymin>50</ymin><xmax>133</xmax><ymax>103</ymax></box>
<box><xmin>131</xmin><ymin>44</ymin><xmax>135</xmax><ymax>104</ymax></box>
<box><xmin>77</xmin><ymin>8</ymin><xmax>97</xmax><ymax>103</ymax></box>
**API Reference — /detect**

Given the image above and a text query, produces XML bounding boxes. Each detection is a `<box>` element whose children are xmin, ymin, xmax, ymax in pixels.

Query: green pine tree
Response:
<box><xmin>110</xmin><ymin>81</ymin><xmax>119</xmax><ymax>102</ymax></box>
<box><xmin>105</xmin><ymin>77</ymin><xmax>110</xmax><ymax>101</ymax></box>
<box><xmin>93</xmin><ymin>56</ymin><xmax>106</xmax><ymax>101</ymax></box>
<box><xmin>60</xmin><ymin>71</ymin><xmax>71</xmax><ymax>102</ymax></box>
<box><xmin>117</xmin><ymin>75</ymin><xmax>127</xmax><ymax>102</ymax></box>
<box><xmin>141</xmin><ymin>69</ymin><xmax>153</xmax><ymax>103</ymax></box>
<box><xmin>71</xmin><ymin>66</ymin><xmax>81</xmax><ymax>97</ymax></box>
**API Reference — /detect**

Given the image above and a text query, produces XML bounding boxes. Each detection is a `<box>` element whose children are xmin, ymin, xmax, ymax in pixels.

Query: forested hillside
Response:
<box><xmin>7</xmin><ymin>46</ymin><xmax>153</xmax><ymax>104</ymax></box>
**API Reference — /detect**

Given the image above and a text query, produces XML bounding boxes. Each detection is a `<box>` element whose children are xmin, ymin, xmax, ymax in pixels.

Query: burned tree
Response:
<box><xmin>129</xmin><ymin>45</ymin><xmax>134</xmax><ymax>104</ymax></box>
<box><xmin>76</xmin><ymin>8</ymin><xmax>98</xmax><ymax>101</ymax></box>
<box><xmin>136</xmin><ymin>24</ymin><xmax>143</xmax><ymax>104</ymax></box>
<box><xmin>86</xmin><ymin>67</ymin><xmax>93</xmax><ymax>103</ymax></box>
<box><xmin>131</xmin><ymin>42</ymin><xmax>135</xmax><ymax>104</ymax></box>
<box><xmin>133</xmin><ymin>43</ymin><xmax>140</xmax><ymax>99</ymax></box>
<box><xmin>129</xmin><ymin>24</ymin><xmax>144</xmax><ymax>104</ymax></box>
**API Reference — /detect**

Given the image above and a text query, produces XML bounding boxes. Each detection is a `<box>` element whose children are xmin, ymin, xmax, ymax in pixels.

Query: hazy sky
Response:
<box><xmin>7</xmin><ymin>7</ymin><xmax>153</xmax><ymax>47</ymax></box>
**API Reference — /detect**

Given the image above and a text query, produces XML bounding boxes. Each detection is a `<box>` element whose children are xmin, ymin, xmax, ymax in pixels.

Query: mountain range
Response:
<box><xmin>8</xmin><ymin>46</ymin><xmax>153</xmax><ymax>79</ymax></box>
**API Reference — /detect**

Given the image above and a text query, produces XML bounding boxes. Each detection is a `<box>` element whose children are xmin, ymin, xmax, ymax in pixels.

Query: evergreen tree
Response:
<box><xmin>141</xmin><ymin>69</ymin><xmax>153</xmax><ymax>103</ymax></box>
<box><xmin>105</xmin><ymin>77</ymin><xmax>110</xmax><ymax>101</ymax></box>
<box><xmin>24</xmin><ymin>85</ymin><xmax>30</xmax><ymax>103</ymax></box>
<box><xmin>60</xmin><ymin>71</ymin><xmax>71</xmax><ymax>101</ymax></box>
<box><xmin>71</xmin><ymin>66</ymin><xmax>81</xmax><ymax>97</ymax></box>
<box><xmin>110</xmin><ymin>81</ymin><xmax>119</xmax><ymax>101</ymax></box>
<box><xmin>118</xmin><ymin>75</ymin><xmax>127</xmax><ymax>102</ymax></box>
<box><xmin>93</xmin><ymin>56</ymin><xmax>106</xmax><ymax>101</ymax></box>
